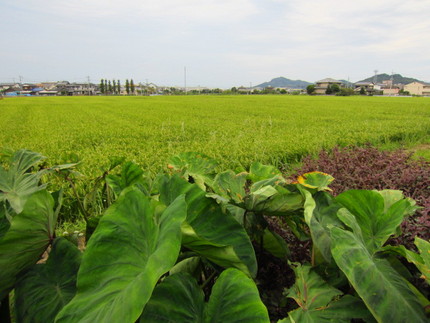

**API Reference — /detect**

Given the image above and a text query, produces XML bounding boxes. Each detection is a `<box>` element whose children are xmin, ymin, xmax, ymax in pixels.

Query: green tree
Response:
<box><xmin>108</xmin><ymin>81</ymin><xmax>113</xmax><ymax>94</ymax></box>
<box><xmin>117</xmin><ymin>80</ymin><xmax>121</xmax><ymax>95</ymax></box>
<box><xmin>130</xmin><ymin>79</ymin><xmax>135</xmax><ymax>94</ymax></box>
<box><xmin>330</xmin><ymin>83</ymin><xmax>340</xmax><ymax>93</ymax></box>
<box><xmin>360</xmin><ymin>87</ymin><xmax>366</xmax><ymax>95</ymax></box>
<box><xmin>336</xmin><ymin>87</ymin><xmax>355</xmax><ymax>96</ymax></box>
<box><xmin>306</xmin><ymin>84</ymin><xmax>315</xmax><ymax>95</ymax></box>
<box><xmin>100</xmin><ymin>79</ymin><xmax>105</xmax><ymax>94</ymax></box>
<box><xmin>125</xmin><ymin>79</ymin><xmax>130</xmax><ymax>95</ymax></box>
<box><xmin>113</xmin><ymin>80</ymin><xmax>117</xmax><ymax>95</ymax></box>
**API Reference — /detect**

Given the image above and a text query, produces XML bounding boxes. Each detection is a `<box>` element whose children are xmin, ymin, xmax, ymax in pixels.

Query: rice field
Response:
<box><xmin>1</xmin><ymin>95</ymin><xmax>430</xmax><ymax>174</ymax></box>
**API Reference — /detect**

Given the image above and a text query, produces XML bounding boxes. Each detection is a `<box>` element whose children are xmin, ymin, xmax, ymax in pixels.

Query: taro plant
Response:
<box><xmin>2</xmin><ymin>149</ymin><xmax>430</xmax><ymax>323</ymax></box>
<box><xmin>280</xmin><ymin>263</ymin><xmax>373</xmax><ymax>322</ymax></box>
<box><xmin>0</xmin><ymin>150</ymin><xmax>79</xmax><ymax>322</ymax></box>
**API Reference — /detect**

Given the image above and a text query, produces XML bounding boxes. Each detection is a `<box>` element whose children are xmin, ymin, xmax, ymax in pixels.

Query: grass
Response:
<box><xmin>1</xmin><ymin>95</ymin><xmax>430</xmax><ymax>175</ymax></box>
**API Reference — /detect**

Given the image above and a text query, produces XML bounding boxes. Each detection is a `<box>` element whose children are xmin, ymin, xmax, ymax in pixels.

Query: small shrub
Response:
<box><xmin>291</xmin><ymin>145</ymin><xmax>430</xmax><ymax>248</ymax></box>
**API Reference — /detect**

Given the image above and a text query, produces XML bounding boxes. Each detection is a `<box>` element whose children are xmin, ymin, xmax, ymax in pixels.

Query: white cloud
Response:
<box><xmin>2</xmin><ymin>0</ymin><xmax>430</xmax><ymax>85</ymax></box>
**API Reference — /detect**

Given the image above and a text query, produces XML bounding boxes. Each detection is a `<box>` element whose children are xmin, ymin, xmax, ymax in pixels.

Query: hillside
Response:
<box><xmin>358</xmin><ymin>73</ymin><xmax>424</xmax><ymax>84</ymax></box>
<box><xmin>256</xmin><ymin>77</ymin><xmax>312</xmax><ymax>89</ymax></box>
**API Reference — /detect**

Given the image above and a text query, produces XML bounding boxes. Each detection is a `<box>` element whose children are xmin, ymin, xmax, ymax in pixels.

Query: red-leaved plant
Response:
<box><xmin>291</xmin><ymin>145</ymin><xmax>430</xmax><ymax>248</ymax></box>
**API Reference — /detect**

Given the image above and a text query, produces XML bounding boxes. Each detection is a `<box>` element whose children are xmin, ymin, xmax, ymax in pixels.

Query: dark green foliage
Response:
<box><xmin>130</xmin><ymin>79</ymin><xmax>135</xmax><ymax>94</ymax></box>
<box><xmin>125</xmin><ymin>79</ymin><xmax>130</xmax><ymax>94</ymax></box>
<box><xmin>108</xmin><ymin>80</ymin><xmax>112</xmax><ymax>94</ymax></box>
<box><xmin>140</xmin><ymin>269</ymin><xmax>270</xmax><ymax>322</ymax></box>
<box><xmin>1</xmin><ymin>149</ymin><xmax>429</xmax><ymax>323</ymax></box>
<box><xmin>306</xmin><ymin>84</ymin><xmax>315</xmax><ymax>95</ymax></box>
<box><xmin>14</xmin><ymin>238</ymin><xmax>81</xmax><ymax>323</ymax></box>
<box><xmin>56</xmin><ymin>190</ymin><xmax>187</xmax><ymax>322</ymax></box>
<box><xmin>0</xmin><ymin>190</ymin><xmax>57</xmax><ymax>300</ymax></box>
<box><xmin>336</xmin><ymin>87</ymin><xmax>355</xmax><ymax>96</ymax></box>
<box><xmin>283</xmin><ymin>263</ymin><xmax>373</xmax><ymax>322</ymax></box>
<box><xmin>99</xmin><ymin>79</ymin><xmax>104</xmax><ymax>94</ymax></box>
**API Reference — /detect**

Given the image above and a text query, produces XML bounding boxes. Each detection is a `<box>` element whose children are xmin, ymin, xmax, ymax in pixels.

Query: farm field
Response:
<box><xmin>1</xmin><ymin>95</ymin><xmax>430</xmax><ymax>174</ymax></box>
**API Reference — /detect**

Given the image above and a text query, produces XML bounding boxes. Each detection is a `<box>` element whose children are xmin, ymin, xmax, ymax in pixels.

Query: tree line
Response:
<box><xmin>99</xmin><ymin>79</ymin><xmax>135</xmax><ymax>95</ymax></box>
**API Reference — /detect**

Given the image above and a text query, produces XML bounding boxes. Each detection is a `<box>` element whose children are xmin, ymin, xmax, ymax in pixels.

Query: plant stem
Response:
<box><xmin>66</xmin><ymin>176</ymin><xmax>89</xmax><ymax>222</ymax></box>
<box><xmin>201</xmin><ymin>271</ymin><xmax>217</xmax><ymax>290</ymax></box>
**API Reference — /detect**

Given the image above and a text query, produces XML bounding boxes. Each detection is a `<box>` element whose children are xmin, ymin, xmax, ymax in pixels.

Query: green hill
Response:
<box><xmin>256</xmin><ymin>77</ymin><xmax>312</xmax><ymax>89</ymax></box>
<box><xmin>358</xmin><ymin>73</ymin><xmax>424</xmax><ymax>84</ymax></box>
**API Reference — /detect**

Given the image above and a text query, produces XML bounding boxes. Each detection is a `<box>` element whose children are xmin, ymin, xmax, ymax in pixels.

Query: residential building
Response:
<box><xmin>314</xmin><ymin>78</ymin><xmax>343</xmax><ymax>94</ymax></box>
<box><xmin>354</xmin><ymin>82</ymin><xmax>374</xmax><ymax>94</ymax></box>
<box><xmin>404</xmin><ymin>82</ymin><xmax>430</xmax><ymax>96</ymax></box>
<box><xmin>65</xmin><ymin>83</ymin><xmax>98</xmax><ymax>96</ymax></box>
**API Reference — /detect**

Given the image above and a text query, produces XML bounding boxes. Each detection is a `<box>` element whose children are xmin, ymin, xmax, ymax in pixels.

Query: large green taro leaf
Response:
<box><xmin>297</xmin><ymin>171</ymin><xmax>334</xmax><ymax>192</ymax></box>
<box><xmin>248</xmin><ymin>162</ymin><xmax>282</xmax><ymax>182</ymax></box>
<box><xmin>14</xmin><ymin>237</ymin><xmax>81</xmax><ymax>323</ymax></box>
<box><xmin>336</xmin><ymin>189</ymin><xmax>418</xmax><ymax>254</ymax></box>
<box><xmin>0</xmin><ymin>190</ymin><xmax>56</xmax><ymax>299</ymax></box>
<box><xmin>284</xmin><ymin>263</ymin><xmax>373</xmax><ymax>323</ymax></box>
<box><xmin>0</xmin><ymin>149</ymin><xmax>46</xmax><ymax>213</ymax></box>
<box><xmin>205</xmin><ymin>268</ymin><xmax>270</xmax><ymax>322</ymax></box>
<box><xmin>140</xmin><ymin>268</ymin><xmax>270</xmax><ymax>323</ymax></box>
<box><xmin>245</xmin><ymin>185</ymin><xmax>303</xmax><ymax>216</ymax></box>
<box><xmin>300</xmin><ymin>188</ymin><xmax>343</xmax><ymax>263</ymax></box>
<box><xmin>331</xmin><ymin>227</ymin><xmax>428</xmax><ymax>322</ymax></box>
<box><xmin>382</xmin><ymin>237</ymin><xmax>430</xmax><ymax>285</ymax></box>
<box><xmin>210</xmin><ymin>170</ymin><xmax>247</xmax><ymax>204</ymax></box>
<box><xmin>139</xmin><ymin>272</ymin><xmax>205</xmax><ymax>322</ymax></box>
<box><xmin>159</xmin><ymin>175</ymin><xmax>257</xmax><ymax>277</ymax></box>
<box><xmin>55</xmin><ymin>188</ymin><xmax>187</xmax><ymax>323</ymax></box>
<box><xmin>168</xmin><ymin>152</ymin><xmax>218</xmax><ymax>190</ymax></box>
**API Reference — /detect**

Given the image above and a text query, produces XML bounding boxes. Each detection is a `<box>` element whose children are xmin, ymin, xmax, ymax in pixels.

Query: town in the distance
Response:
<box><xmin>1</xmin><ymin>73</ymin><xmax>429</xmax><ymax>97</ymax></box>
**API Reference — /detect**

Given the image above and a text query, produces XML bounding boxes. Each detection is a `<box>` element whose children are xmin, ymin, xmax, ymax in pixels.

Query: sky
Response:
<box><xmin>1</xmin><ymin>0</ymin><xmax>429</xmax><ymax>88</ymax></box>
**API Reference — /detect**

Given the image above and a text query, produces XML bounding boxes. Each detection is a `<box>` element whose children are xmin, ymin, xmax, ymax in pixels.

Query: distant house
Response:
<box><xmin>39</xmin><ymin>90</ymin><xmax>59</xmax><ymax>96</ymax></box>
<box><xmin>404</xmin><ymin>82</ymin><xmax>430</xmax><ymax>96</ymax></box>
<box><xmin>314</xmin><ymin>78</ymin><xmax>343</xmax><ymax>94</ymax></box>
<box><xmin>65</xmin><ymin>83</ymin><xmax>98</xmax><ymax>95</ymax></box>
<box><xmin>354</xmin><ymin>82</ymin><xmax>374</xmax><ymax>94</ymax></box>
<box><xmin>22</xmin><ymin>83</ymin><xmax>37</xmax><ymax>91</ymax></box>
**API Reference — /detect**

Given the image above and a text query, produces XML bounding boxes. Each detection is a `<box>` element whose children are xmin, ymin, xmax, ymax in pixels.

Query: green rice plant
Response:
<box><xmin>1</xmin><ymin>96</ymin><xmax>430</xmax><ymax>176</ymax></box>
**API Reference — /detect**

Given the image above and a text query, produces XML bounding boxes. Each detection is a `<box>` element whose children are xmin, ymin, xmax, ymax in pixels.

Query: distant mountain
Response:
<box><xmin>256</xmin><ymin>77</ymin><xmax>312</xmax><ymax>89</ymax></box>
<box><xmin>358</xmin><ymin>73</ymin><xmax>424</xmax><ymax>85</ymax></box>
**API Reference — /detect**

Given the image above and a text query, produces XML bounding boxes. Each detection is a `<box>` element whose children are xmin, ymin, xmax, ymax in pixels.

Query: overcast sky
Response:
<box><xmin>1</xmin><ymin>0</ymin><xmax>429</xmax><ymax>88</ymax></box>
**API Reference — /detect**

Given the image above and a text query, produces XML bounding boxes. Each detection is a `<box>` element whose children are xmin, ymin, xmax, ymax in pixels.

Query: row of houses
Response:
<box><xmin>0</xmin><ymin>81</ymin><xmax>168</xmax><ymax>97</ymax></box>
<box><xmin>2</xmin><ymin>79</ymin><xmax>430</xmax><ymax>97</ymax></box>
<box><xmin>314</xmin><ymin>78</ymin><xmax>430</xmax><ymax>96</ymax></box>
